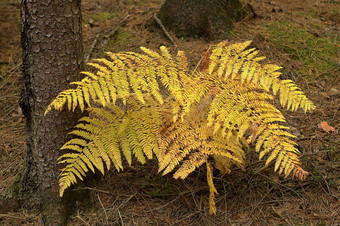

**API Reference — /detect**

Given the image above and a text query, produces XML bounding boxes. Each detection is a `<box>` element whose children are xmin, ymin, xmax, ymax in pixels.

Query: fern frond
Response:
<box><xmin>276</xmin><ymin>79</ymin><xmax>316</xmax><ymax>111</ymax></box>
<box><xmin>48</xmin><ymin>41</ymin><xmax>315</xmax><ymax>213</ymax></box>
<box><xmin>45</xmin><ymin>46</ymin><xmax>190</xmax><ymax>115</ymax></box>
<box><xmin>206</xmin><ymin>41</ymin><xmax>315</xmax><ymax>113</ymax></box>
<box><xmin>159</xmin><ymin>107</ymin><xmax>245</xmax><ymax>179</ymax></box>
<box><xmin>172</xmin><ymin>152</ymin><xmax>208</xmax><ymax>179</ymax></box>
<box><xmin>57</xmin><ymin>97</ymin><xmax>164</xmax><ymax>196</ymax></box>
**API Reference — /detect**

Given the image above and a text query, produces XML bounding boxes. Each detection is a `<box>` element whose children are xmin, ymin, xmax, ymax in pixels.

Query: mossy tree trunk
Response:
<box><xmin>20</xmin><ymin>0</ymin><xmax>83</xmax><ymax>224</ymax></box>
<box><xmin>157</xmin><ymin>0</ymin><xmax>247</xmax><ymax>40</ymax></box>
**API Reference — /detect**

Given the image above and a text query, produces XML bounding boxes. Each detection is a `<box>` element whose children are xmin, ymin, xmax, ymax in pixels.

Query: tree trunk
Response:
<box><xmin>20</xmin><ymin>0</ymin><xmax>83</xmax><ymax>223</ymax></box>
<box><xmin>157</xmin><ymin>0</ymin><xmax>247</xmax><ymax>40</ymax></box>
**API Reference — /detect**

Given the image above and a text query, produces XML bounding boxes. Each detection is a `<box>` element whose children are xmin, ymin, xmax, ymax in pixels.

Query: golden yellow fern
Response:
<box><xmin>58</xmin><ymin>98</ymin><xmax>163</xmax><ymax>196</ymax></box>
<box><xmin>44</xmin><ymin>46</ymin><xmax>191</xmax><ymax>116</ymax></box>
<box><xmin>158</xmin><ymin>103</ymin><xmax>245</xmax><ymax>180</ymax></box>
<box><xmin>208</xmin><ymin>41</ymin><xmax>315</xmax><ymax>112</ymax></box>
<box><xmin>46</xmin><ymin>41</ymin><xmax>314</xmax><ymax>213</ymax></box>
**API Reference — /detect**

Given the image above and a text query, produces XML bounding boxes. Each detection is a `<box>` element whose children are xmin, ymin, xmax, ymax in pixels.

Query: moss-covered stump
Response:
<box><xmin>157</xmin><ymin>0</ymin><xmax>247</xmax><ymax>40</ymax></box>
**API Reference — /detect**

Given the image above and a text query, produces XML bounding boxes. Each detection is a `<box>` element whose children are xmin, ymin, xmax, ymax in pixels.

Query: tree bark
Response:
<box><xmin>157</xmin><ymin>0</ymin><xmax>247</xmax><ymax>40</ymax></box>
<box><xmin>20</xmin><ymin>0</ymin><xmax>83</xmax><ymax>223</ymax></box>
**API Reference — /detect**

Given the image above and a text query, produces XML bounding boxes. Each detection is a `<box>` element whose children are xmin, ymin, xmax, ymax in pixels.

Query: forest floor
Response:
<box><xmin>0</xmin><ymin>0</ymin><xmax>339</xmax><ymax>225</ymax></box>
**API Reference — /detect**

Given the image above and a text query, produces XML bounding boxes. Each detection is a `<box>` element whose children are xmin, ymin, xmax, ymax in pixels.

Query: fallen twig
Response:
<box><xmin>320</xmin><ymin>173</ymin><xmax>339</xmax><ymax>200</ymax></box>
<box><xmin>84</xmin><ymin>14</ymin><xmax>130</xmax><ymax>63</ymax></box>
<box><xmin>271</xmin><ymin>206</ymin><xmax>293</xmax><ymax>225</ymax></box>
<box><xmin>72</xmin><ymin>186</ymin><xmax>112</xmax><ymax>194</ymax></box>
<box><xmin>138</xmin><ymin>193</ymin><xmax>159</xmax><ymax>226</ymax></box>
<box><xmin>2</xmin><ymin>62</ymin><xmax>21</xmax><ymax>78</ymax></box>
<box><xmin>85</xmin><ymin>34</ymin><xmax>99</xmax><ymax>63</ymax></box>
<box><xmin>301</xmin><ymin>149</ymin><xmax>340</xmax><ymax>156</ymax></box>
<box><xmin>97</xmin><ymin>193</ymin><xmax>108</xmax><ymax>223</ymax></box>
<box><xmin>117</xmin><ymin>208</ymin><xmax>124</xmax><ymax>226</ymax></box>
<box><xmin>75</xmin><ymin>211</ymin><xmax>91</xmax><ymax>226</ymax></box>
<box><xmin>248</xmin><ymin>186</ymin><xmax>273</xmax><ymax>216</ymax></box>
<box><xmin>104</xmin><ymin>14</ymin><xmax>130</xmax><ymax>39</ymax></box>
<box><xmin>241</xmin><ymin>3</ymin><xmax>257</xmax><ymax>22</ymax></box>
<box><xmin>153</xmin><ymin>13</ymin><xmax>176</xmax><ymax>46</ymax></box>
<box><xmin>258</xmin><ymin>174</ymin><xmax>302</xmax><ymax>198</ymax></box>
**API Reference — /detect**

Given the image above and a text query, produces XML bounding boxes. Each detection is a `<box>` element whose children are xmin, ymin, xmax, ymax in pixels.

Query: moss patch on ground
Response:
<box><xmin>84</xmin><ymin>12</ymin><xmax>116</xmax><ymax>24</ymax></box>
<box><xmin>265</xmin><ymin>21</ymin><xmax>339</xmax><ymax>80</ymax></box>
<box><xmin>107</xmin><ymin>27</ymin><xmax>136</xmax><ymax>52</ymax></box>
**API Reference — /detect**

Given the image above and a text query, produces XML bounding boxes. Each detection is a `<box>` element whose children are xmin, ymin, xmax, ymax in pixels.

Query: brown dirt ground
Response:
<box><xmin>0</xmin><ymin>0</ymin><xmax>339</xmax><ymax>225</ymax></box>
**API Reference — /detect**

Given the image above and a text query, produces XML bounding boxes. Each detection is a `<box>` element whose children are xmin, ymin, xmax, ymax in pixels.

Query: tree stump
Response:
<box><xmin>157</xmin><ymin>0</ymin><xmax>248</xmax><ymax>40</ymax></box>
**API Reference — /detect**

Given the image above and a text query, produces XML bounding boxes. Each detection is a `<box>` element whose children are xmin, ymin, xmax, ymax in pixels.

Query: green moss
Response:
<box><xmin>11</xmin><ymin>172</ymin><xmax>22</xmax><ymax>198</ymax></box>
<box><xmin>141</xmin><ymin>175</ymin><xmax>173</xmax><ymax>196</ymax></box>
<box><xmin>329</xmin><ymin>8</ymin><xmax>340</xmax><ymax>20</ymax></box>
<box><xmin>84</xmin><ymin>12</ymin><xmax>115</xmax><ymax>24</ymax></box>
<box><xmin>108</xmin><ymin>28</ymin><xmax>136</xmax><ymax>52</ymax></box>
<box><xmin>265</xmin><ymin>21</ymin><xmax>339</xmax><ymax>80</ymax></box>
<box><xmin>229</xmin><ymin>30</ymin><xmax>238</xmax><ymax>37</ymax></box>
<box><xmin>297</xmin><ymin>8</ymin><xmax>319</xmax><ymax>18</ymax></box>
<box><xmin>124</xmin><ymin>0</ymin><xmax>163</xmax><ymax>7</ymax></box>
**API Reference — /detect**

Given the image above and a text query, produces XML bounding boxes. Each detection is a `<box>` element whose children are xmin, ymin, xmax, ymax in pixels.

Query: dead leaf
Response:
<box><xmin>237</xmin><ymin>212</ymin><xmax>249</xmax><ymax>219</ymax></box>
<box><xmin>317</xmin><ymin>157</ymin><xmax>326</xmax><ymax>165</ymax></box>
<box><xmin>329</xmin><ymin>88</ymin><xmax>339</xmax><ymax>96</ymax></box>
<box><xmin>250</xmin><ymin>122</ymin><xmax>259</xmax><ymax>145</ymax></box>
<box><xmin>199</xmin><ymin>48</ymin><xmax>210</xmax><ymax>72</ymax></box>
<box><xmin>318</xmin><ymin>121</ymin><xmax>336</xmax><ymax>133</ymax></box>
<box><xmin>289</xmin><ymin>126</ymin><xmax>301</xmax><ymax>137</ymax></box>
<box><xmin>321</xmin><ymin>92</ymin><xmax>330</xmax><ymax>99</ymax></box>
<box><xmin>322</xmin><ymin>88</ymin><xmax>340</xmax><ymax>99</ymax></box>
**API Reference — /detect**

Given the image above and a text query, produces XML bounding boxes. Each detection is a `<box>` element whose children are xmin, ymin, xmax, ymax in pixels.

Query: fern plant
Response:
<box><xmin>45</xmin><ymin>41</ymin><xmax>315</xmax><ymax>214</ymax></box>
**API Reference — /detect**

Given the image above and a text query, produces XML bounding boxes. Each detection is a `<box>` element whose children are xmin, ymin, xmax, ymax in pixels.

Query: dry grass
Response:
<box><xmin>0</xmin><ymin>0</ymin><xmax>339</xmax><ymax>225</ymax></box>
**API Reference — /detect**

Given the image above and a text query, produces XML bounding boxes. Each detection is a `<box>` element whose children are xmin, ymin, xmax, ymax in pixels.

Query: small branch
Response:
<box><xmin>116</xmin><ymin>193</ymin><xmax>137</xmax><ymax>209</ymax></box>
<box><xmin>320</xmin><ymin>173</ymin><xmax>339</xmax><ymax>200</ymax></box>
<box><xmin>153</xmin><ymin>13</ymin><xmax>177</xmax><ymax>46</ymax></box>
<box><xmin>253</xmin><ymin>163</ymin><xmax>272</xmax><ymax>175</ymax></box>
<box><xmin>2</xmin><ymin>63</ymin><xmax>21</xmax><ymax>79</ymax></box>
<box><xmin>84</xmin><ymin>34</ymin><xmax>99</xmax><ymax>63</ymax></box>
<box><xmin>75</xmin><ymin>211</ymin><xmax>91</xmax><ymax>226</ymax></box>
<box><xmin>97</xmin><ymin>193</ymin><xmax>108</xmax><ymax>223</ymax></box>
<box><xmin>258</xmin><ymin>174</ymin><xmax>303</xmax><ymax>198</ymax></box>
<box><xmin>271</xmin><ymin>206</ymin><xmax>292</xmax><ymax>225</ymax></box>
<box><xmin>301</xmin><ymin>149</ymin><xmax>340</xmax><ymax>157</ymax></box>
<box><xmin>104</xmin><ymin>14</ymin><xmax>130</xmax><ymax>39</ymax></box>
<box><xmin>241</xmin><ymin>3</ymin><xmax>257</xmax><ymax>22</ymax></box>
<box><xmin>248</xmin><ymin>186</ymin><xmax>273</xmax><ymax>216</ymax></box>
<box><xmin>138</xmin><ymin>193</ymin><xmax>159</xmax><ymax>225</ymax></box>
<box><xmin>117</xmin><ymin>208</ymin><xmax>124</xmax><ymax>226</ymax></box>
<box><xmin>72</xmin><ymin>186</ymin><xmax>112</xmax><ymax>194</ymax></box>
<box><xmin>84</xmin><ymin>14</ymin><xmax>130</xmax><ymax>63</ymax></box>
